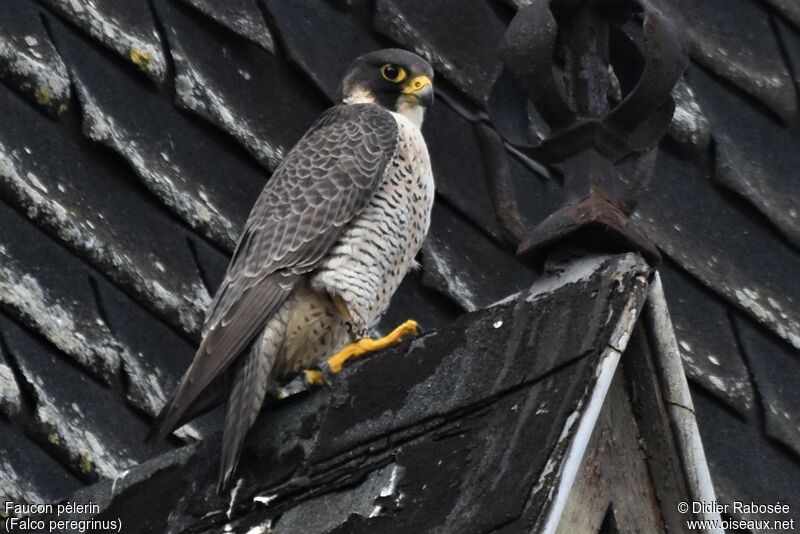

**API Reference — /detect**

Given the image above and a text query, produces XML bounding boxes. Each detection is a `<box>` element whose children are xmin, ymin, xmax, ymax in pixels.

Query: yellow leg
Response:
<box><xmin>327</xmin><ymin>320</ymin><xmax>419</xmax><ymax>374</ymax></box>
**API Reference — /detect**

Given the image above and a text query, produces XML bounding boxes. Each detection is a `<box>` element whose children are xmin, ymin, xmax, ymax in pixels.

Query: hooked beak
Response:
<box><xmin>402</xmin><ymin>75</ymin><xmax>434</xmax><ymax>108</ymax></box>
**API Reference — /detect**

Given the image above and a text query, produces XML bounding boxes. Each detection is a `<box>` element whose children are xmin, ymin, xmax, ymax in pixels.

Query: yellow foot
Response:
<box><xmin>326</xmin><ymin>320</ymin><xmax>419</xmax><ymax>374</ymax></box>
<box><xmin>303</xmin><ymin>369</ymin><xmax>325</xmax><ymax>387</ymax></box>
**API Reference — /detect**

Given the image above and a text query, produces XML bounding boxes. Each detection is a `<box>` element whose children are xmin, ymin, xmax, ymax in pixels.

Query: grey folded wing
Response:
<box><xmin>152</xmin><ymin>104</ymin><xmax>399</xmax><ymax>437</ymax></box>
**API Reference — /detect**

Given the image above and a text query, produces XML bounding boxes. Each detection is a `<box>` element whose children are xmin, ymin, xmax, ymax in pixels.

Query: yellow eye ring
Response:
<box><xmin>380</xmin><ymin>64</ymin><xmax>407</xmax><ymax>83</ymax></box>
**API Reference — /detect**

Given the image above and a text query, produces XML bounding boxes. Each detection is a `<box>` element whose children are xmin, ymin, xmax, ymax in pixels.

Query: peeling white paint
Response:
<box><xmin>645</xmin><ymin>274</ymin><xmax>723</xmax><ymax>532</ymax></box>
<box><xmin>539</xmin><ymin>348</ymin><xmax>622</xmax><ymax>534</ymax></box>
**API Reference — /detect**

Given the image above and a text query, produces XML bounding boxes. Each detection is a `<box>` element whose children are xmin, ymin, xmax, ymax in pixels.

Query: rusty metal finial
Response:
<box><xmin>500</xmin><ymin>0</ymin><xmax>687</xmax><ymax>265</ymax></box>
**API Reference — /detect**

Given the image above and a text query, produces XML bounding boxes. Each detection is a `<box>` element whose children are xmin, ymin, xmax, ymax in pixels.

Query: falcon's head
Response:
<box><xmin>339</xmin><ymin>49</ymin><xmax>435</xmax><ymax>127</ymax></box>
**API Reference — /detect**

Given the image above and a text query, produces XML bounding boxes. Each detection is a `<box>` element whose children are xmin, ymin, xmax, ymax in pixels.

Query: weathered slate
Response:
<box><xmin>0</xmin><ymin>420</ymin><xmax>83</xmax><ymax>506</ymax></box>
<box><xmin>634</xmin><ymin>147</ymin><xmax>800</xmax><ymax>351</ymax></box>
<box><xmin>658</xmin><ymin>262</ymin><xmax>753</xmax><ymax>415</ymax></box>
<box><xmin>40</xmin><ymin>0</ymin><xmax>167</xmax><ymax>83</ymax></box>
<box><xmin>0</xmin><ymin>78</ymin><xmax>211</xmax><ymax>337</ymax></box>
<box><xmin>374</xmin><ymin>0</ymin><xmax>506</xmax><ymax>104</ymax></box>
<box><xmin>648</xmin><ymin>0</ymin><xmax>796</xmax><ymax>121</ymax></box>
<box><xmin>667</xmin><ymin>77</ymin><xmax>711</xmax><ymax>154</ymax></box>
<box><xmin>41</xmin><ymin>254</ymin><xmax>650</xmax><ymax>533</ymax></box>
<box><xmin>688</xmin><ymin>65</ymin><xmax>800</xmax><ymax>250</ymax></box>
<box><xmin>423</xmin><ymin>102</ymin><xmax>506</xmax><ymax>241</ymax></box>
<box><xmin>421</xmin><ymin>202</ymin><xmax>535</xmax><ymax>312</ymax></box>
<box><xmin>263</xmin><ymin>0</ymin><xmax>382</xmax><ymax>100</ymax></box>
<box><xmin>49</xmin><ymin>14</ymin><xmax>266</xmax><ymax>252</ymax></box>
<box><xmin>177</xmin><ymin>0</ymin><xmax>274</xmax><ymax>52</ymax></box>
<box><xmin>762</xmin><ymin>0</ymin><xmax>800</xmax><ymax>30</ymax></box>
<box><xmin>0</xmin><ymin>0</ymin><xmax>71</xmax><ymax>115</ymax></box>
<box><xmin>0</xmin><ymin>315</ymin><xmax>172</xmax><ymax>482</ymax></box>
<box><xmin>732</xmin><ymin>314</ymin><xmax>800</xmax><ymax>458</ymax></box>
<box><xmin>155</xmin><ymin>0</ymin><xmax>327</xmax><ymax>170</ymax></box>
<box><xmin>692</xmin><ymin>386</ymin><xmax>800</xmax><ymax>523</ymax></box>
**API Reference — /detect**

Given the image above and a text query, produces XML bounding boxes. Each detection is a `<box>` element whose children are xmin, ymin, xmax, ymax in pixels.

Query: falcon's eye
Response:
<box><xmin>380</xmin><ymin>64</ymin><xmax>407</xmax><ymax>83</ymax></box>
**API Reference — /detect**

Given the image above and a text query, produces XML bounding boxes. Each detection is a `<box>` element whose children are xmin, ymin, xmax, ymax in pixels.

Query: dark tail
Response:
<box><xmin>217</xmin><ymin>333</ymin><xmax>279</xmax><ymax>492</ymax></box>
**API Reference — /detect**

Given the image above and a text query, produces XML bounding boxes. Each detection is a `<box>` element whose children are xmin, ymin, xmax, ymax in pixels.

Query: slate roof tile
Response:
<box><xmin>689</xmin><ymin>65</ymin><xmax>800</xmax><ymax>250</ymax></box>
<box><xmin>0</xmin><ymin>0</ymin><xmax>71</xmax><ymax>116</ymax></box>
<box><xmin>762</xmin><ymin>0</ymin><xmax>800</xmax><ymax>30</ymax></box>
<box><xmin>0</xmin><ymin>201</ymin><xmax>123</xmax><ymax>383</ymax></box>
<box><xmin>733</xmin><ymin>314</ymin><xmax>800</xmax><ymax>458</ymax></box>
<box><xmin>423</xmin><ymin>102</ymin><xmax>506</xmax><ymax>240</ymax></box>
<box><xmin>692</xmin><ymin>386</ymin><xmax>800</xmax><ymax>522</ymax></box>
<box><xmin>0</xmin><ymin>80</ymin><xmax>211</xmax><ymax>336</ymax></box>
<box><xmin>379</xmin><ymin>269</ymin><xmax>462</xmax><ymax>336</ymax></box>
<box><xmin>421</xmin><ymin>202</ymin><xmax>536</xmax><ymax>312</ymax></box>
<box><xmin>177</xmin><ymin>0</ymin><xmax>274</xmax><ymax>52</ymax></box>
<box><xmin>0</xmin><ymin>315</ymin><xmax>170</xmax><ymax>481</ymax></box>
<box><xmin>40</xmin><ymin>0</ymin><xmax>168</xmax><ymax>83</ymax></box>
<box><xmin>649</xmin><ymin>0</ymin><xmax>797</xmax><ymax>122</ymax></box>
<box><xmin>633</xmin><ymin>147</ymin><xmax>800</xmax><ymax>351</ymax></box>
<box><xmin>374</xmin><ymin>0</ymin><xmax>506</xmax><ymax>105</ymax></box>
<box><xmin>777</xmin><ymin>18</ymin><xmax>800</xmax><ymax>115</ymax></box>
<box><xmin>658</xmin><ymin>262</ymin><xmax>753</xmax><ymax>415</ymax></box>
<box><xmin>0</xmin><ymin>342</ymin><xmax>22</xmax><ymax>419</ymax></box>
<box><xmin>156</xmin><ymin>0</ymin><xmax>327</xmax><ymax>170</ymax></box>
<box><xmin>667</xmin><ymin>77</ymin><xmax>711</xmax><ymax>154</ymax></box>
<box><xmin>49</xmin><ymin>15</ymin><xmax>266</xmax><ymax>252</ymax></box>
<box><xmin>0</xmin><ymin>421</ymin><xmax>82</xmax><ymax>504</ymax></box>
<box><xmin>263</xmin><ymin>0</ymin><xmax>383</xmax><ymax>100</ymax></box>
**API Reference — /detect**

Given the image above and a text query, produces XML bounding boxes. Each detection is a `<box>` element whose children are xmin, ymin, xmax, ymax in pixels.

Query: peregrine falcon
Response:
<box><xmin>151</xmin><ymin>49</ymin><xmax>436</xmax><ymax>491</ymax></box>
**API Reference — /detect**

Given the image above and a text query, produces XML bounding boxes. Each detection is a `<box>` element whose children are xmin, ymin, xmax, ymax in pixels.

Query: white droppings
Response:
<box><xmin>253</xmin><ymin>494</ymin><xmax>278</xmax><ymax>507</ymax></box>
<box><xmin>707</xmin><ymin>354</ymin><xmax>720</xmax><ymax>366</ymax></box>
<box><xmin>493</xmin><ymin>320</ymin><xmax>503</xmax><ymax>329</ymax></box>
<box><xmin>245</xmin><ymin>521</ymin><xmax>273</xmax><ymax>534</ymax></box>
<box><xmin>227</xmin><ymin>478</ymin><xmax>245</xmax><ymax>520</ymax></box>
<box><xmin>679</xmin><ymin>340</ymin><xmax>693</xmax><ymax>353</ymax></box>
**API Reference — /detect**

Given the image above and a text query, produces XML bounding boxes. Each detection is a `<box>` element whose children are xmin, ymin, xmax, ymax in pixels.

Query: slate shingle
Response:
<box><xmin>40</xmin><ymin>0</ymin><xmax>167</xmax><ymax>83</ymax></box>
<box><xmin>634</xmin><ymin>148</ymin><xmax>800</xmax><ymax>352</ymax></box>
<box><xmin>658</xmin><ymin>262</ymin><xmax>753</xmax><ymax>415</ymax></box>
<box><xmin>49</xmin><ymin>14</ymin><xmax>267</xmax><ymax>252</ymax></box>
<box><xmin>177</xmin><ymin>0</ymin><xmax>274</xmax><ymax>52</ymax></box>
<box><xmin>156</xmin><ymin>0</ymin><xmax>327</xmax><ymax>170</ymax></box>
<box><xmin>263</xmin><ymin>0</ymin><xmax>383</xmax><ymax>101</ymax></box>
<box><xmin>374</xmin><ymin>0</ymin><xmax>506</xmax><ymax>105</ymax></box>
<box><xmin>0</xmin><ymin>0</ymin><xmax>71</xmax><ymax>115</ymax></box>
<box><xmin>649</xmin><ymin>0</ymin><xmax>797</xmax><ymax>122</ymax></box>
<box><xmin>688</xmin><ymin>65</ymin><xmax>800</xmax><ymax>250</ymax></box>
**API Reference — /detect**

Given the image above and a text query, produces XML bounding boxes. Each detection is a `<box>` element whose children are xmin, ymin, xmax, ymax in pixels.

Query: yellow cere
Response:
<box><xmin>402</xmin><ymin>75</ymin><xmax>432</xmax><ymax>94</ymax></box>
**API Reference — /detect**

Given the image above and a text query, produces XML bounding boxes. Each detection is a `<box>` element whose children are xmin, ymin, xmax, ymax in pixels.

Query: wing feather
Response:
<box><xmin>152</xmin><ymin>104</ymin><xmax>398</xmax><ymax>438</ymax></box>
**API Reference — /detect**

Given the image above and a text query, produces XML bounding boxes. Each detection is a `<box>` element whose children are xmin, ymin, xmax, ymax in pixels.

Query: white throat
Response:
<box><xmin>395</xmin><ymin>98</ymin><xmax>426</xmax><ymax>129</ymax></box>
